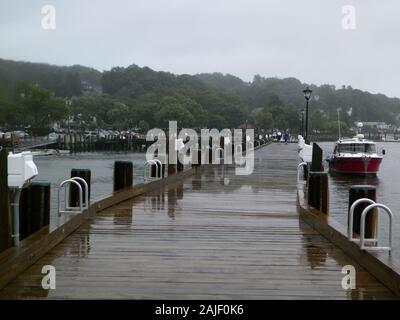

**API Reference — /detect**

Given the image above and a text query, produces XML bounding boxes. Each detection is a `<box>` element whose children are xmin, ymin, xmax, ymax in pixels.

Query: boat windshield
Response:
<box><xmin>337</xmin><ymin>143</ymin><xmax>376</xmax><ymax>154</ymax></box>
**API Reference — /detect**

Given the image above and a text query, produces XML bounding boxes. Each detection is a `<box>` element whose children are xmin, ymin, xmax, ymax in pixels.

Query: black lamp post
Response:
<box><xmin>300</xmin><ymin>109</ymin><xmax>305</xmax><ymax>136</ymax></box>
<box><xmin>303</xmin><ymin>86</ymin><xmax>312</xmax><ymax>142</ymax></box>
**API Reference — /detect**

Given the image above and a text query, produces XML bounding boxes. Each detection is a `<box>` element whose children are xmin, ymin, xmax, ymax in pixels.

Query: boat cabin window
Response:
<box><xmin>337</xmin><ymin>143</ymin><xmax>376</xmax><ymax>154</ymax></box>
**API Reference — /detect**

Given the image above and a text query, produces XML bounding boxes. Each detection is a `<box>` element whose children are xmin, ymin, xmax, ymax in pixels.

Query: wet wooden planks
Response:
<box><xmin>0</xmin><ymin>143</ymin><xmax>397</xmax><ymax>299</ymax></box>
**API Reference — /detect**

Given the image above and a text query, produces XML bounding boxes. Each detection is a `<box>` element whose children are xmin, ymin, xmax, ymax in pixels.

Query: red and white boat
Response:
<box><xmin>327</xmin><ymin>134</ymin><xmax>383</xmax><ymax>176</ymax></box>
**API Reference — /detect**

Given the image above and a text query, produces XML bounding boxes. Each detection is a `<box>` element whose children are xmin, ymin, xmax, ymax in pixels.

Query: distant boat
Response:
<box><xmin>326</xmin><ymin>134</ymin><xmax>383</xmax><ymax>176</ymax></box>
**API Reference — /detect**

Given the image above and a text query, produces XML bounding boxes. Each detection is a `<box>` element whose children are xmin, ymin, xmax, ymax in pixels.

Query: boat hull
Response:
<box><xmin>329</xmin><ymin>156</ymin><xmax>382</xmax><ymax>176</ymax></box>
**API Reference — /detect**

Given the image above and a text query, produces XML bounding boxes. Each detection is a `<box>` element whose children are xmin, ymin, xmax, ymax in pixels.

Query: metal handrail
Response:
<box><xmin>297</xmin><ymin>162</ymin><xmax>307</xmax><ymax>183</ymax></box>
<box><xmin>348</xmin><ymin>198</ymin><xmax>376</xmax><ymax>242</ymax></box>
<box><xmin>65</xmin><ymin>177</ymin><xmax>89</xmax><ymax>210</ymax></box>
<box><xmin>58</xmin><ymin>179</ymin><xmax>83</xmax><ymax>216</ymax></box>
<box><xmin>153</xmin><ymin>159</ymin><xmax>162</xmax><ymax>177</ymax></box>
<box><xmin>144</xmin><ymin>159</ymin><xmax>162</xmax><ymax>181</ymax></box>
<box><xmin>360</xmin><ymin>203</ymin><xmax>393</xmax><ymax>253</ymax></box>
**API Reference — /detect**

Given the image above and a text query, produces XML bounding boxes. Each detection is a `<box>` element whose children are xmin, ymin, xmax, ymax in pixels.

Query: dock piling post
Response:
<box><xmin>69</xmin><ymin>169</ymin><xmax>91</xmax><ymax>208</ymax></box>
<box><xmin>113</xmin><ymin>161</ymin><xmax>133</xmax><ymax>192</ymax></box>
<box><xmin>348</xmin><ymin>185</ymin><xmax>377</xmax><ymax>239</ymax></box>
<box><xmin>311</xmin><ymin>143</ymin><xmax>324</xmax><ymax>172</ymax></box>
<box><xmin>20</xmin><ymin>182</ymin><xmax>51</xmax><ymax>240</ymax></box>
<box><xmin>307</xmin><ymin>172</ymin><xmax>329</xmax><ymax>214</ymax></box>
<box><xmin>150</xmin><ymin>162</ymin><xmax>158</xmax><ymax>178</ymax></box>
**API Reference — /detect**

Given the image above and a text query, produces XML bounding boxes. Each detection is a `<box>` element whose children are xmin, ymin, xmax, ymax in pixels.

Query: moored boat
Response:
<box><xmin>326</xmin><ymin>134</ymin><xmax>383</xmax><ymax>176</ymax></box>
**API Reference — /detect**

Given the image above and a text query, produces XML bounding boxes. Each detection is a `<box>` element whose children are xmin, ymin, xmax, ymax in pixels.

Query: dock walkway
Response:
<box><xmin>0</xmin><ymin>143</ymin><xmax>396</xmax><ymax>299</ymax></box>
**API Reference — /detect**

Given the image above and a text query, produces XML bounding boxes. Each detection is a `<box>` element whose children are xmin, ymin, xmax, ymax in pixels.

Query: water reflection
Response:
<box><xmin>143</xmin><ymin>183</ymin><xmax>185</xmax><ymax>219</ymax></box>
<box><xmin>113</xmin><ymin>207</ymin><xmax>133</xmax><ymax>226</ymax></box>
<box><xmin>167</xmin><ymin>187</ymin><xmax>178</xmax><ymax>218</ymax></box>
<box><xmin>144</xmin><ymin>193</ymin><xmax>165</xmax><ymax>213</ymax></box>
<box><xmin>298</xmin><ymin>220</ymin><xmax>328</xmax><ymax>269</ymax></box>
<box><xmin>298</xmin><ymin>219</ymin><xmax>384</xmax><ymax>299</ymax></box>
<box><xmin>75</xmin><ymin>232</ymin><xmax>91</xmax><ymax>258</ymax></box>
<box><xmin>330</xmin><ymin>173</ymin><xmax>380</xmax><ymax>190</ymax></box>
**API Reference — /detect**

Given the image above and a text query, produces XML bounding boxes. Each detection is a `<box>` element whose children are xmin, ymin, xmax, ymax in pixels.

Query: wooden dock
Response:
<box><xmin>0</xmin><ymin>144</ymin><xmax>396</xmax><ymax>299</ymax></box>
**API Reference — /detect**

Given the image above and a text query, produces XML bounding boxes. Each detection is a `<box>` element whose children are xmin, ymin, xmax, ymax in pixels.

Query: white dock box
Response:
<box><xmin>7</xmin><ymin>152</ymin><xmax>38</xmax><ymax>188</ymax></box>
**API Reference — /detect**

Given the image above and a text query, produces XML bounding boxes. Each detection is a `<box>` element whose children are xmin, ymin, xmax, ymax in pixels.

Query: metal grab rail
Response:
<box><xmin>58</xmin><ymin>179</ymin><xmax>84</xmax><ymax>215</ymax></box>
<box><xmin>297</xmin><ymin>162</ymin><xmax>307</xmax><ymax>183</ymax></box>
<box><xmin>144</xmin><ymin>159</ymin><xmax>162</xmax><ymax>181</ymax></box>
<box><xmin>66</xmin><ymin>177</ymin><xmax>89</xmax><ymax>211</ymax></box>
<box><xmin>348</xmin><ymin>198</ymin><xmax>393</xmax><ymax>253</ymax></box>
<box><xmin>153</xmin><ymin>159</ymin><xmax>162</xmax><ymax>177</ymax></box>
<box><xmin>360</xmin><ymin>203</ymin><xmax>393</xmax><ymax>254</ymax></box>
<box><xmin>348</xmin><ymin>198</ymin><xmax>376</xmax><ymax>242</ymax></box>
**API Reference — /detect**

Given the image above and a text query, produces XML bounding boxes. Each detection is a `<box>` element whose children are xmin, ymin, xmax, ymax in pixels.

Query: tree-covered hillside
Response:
<box><xmin>1</xmin><ymin>58</ymin><xmax>400</xmax><ymax>133</ymax></box>
<box><xmin>0</xmin><ymin>58</ymin><xmax>102</xmax><ymax>97</ymax></box>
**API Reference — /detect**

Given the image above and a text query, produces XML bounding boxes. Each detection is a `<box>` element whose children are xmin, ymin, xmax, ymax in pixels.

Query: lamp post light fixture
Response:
<box><xmin>303</xmin><ymin>86</ymin><xmax>312</xmax><ymax>143</ymax></box>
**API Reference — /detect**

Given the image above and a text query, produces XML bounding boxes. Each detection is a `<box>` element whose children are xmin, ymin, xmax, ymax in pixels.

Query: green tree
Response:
<box><xmin>254</xmin><ymin>108</ymin><xmax>273</xmax><ymax>130</ymax></box>
<box><xmin>138</xmin><ymin>120</ymin><xmax>150</xmax><ymax>133</ymax></box>
<box><xmin>310</xmin><ymin>110</ymin><xmax>327</xmax><ymax>132</ymax></box>
<box><xmin>155</xmin><ymin>97</ymin><xmax>195</xmax><ymax>128</ymax></box>
<box><xmin>106</xmin><ymin>102</ymin><xmax>130</xmax><ymax>129</ymax></box>
<box><xmin>15</xmin><ymin>82</ymin><xmax>68</xmax><ymax>129</ymax></box>
<box><xmin>0</xmin><ymin>86</ymin><xmax>7</xmax><ymax>125</ymax></box>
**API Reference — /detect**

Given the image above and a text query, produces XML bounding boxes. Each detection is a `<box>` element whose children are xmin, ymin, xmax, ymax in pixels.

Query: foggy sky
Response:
<box><xmin>1</xmin><ymin>0</ymin><xmax>399</xmax><ymax>97</ymax></box>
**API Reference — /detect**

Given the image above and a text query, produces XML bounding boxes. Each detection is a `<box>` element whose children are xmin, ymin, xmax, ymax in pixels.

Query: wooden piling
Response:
<box><xmin>348</xmin><ymin>185</ymin><xmax>377</xmax><ymax>239</ymax></box>
<box><xmin>307</xmin><ymin>172</ymin><xmax>329</xmax><ymax>214</ymax></box>
<box><xmin>19</xmin><ymin>182</ymin><xmax>51</xmax><ymax>240</ymax></box>
<box><xmin>113</xmin><ymin>161</ymin><xmax>133</xmax><ymax>192</ymax></box>
<box><xmin>0</xmin><ymin>148</ymin><xmax>12</xmax><ymax>252</ymax></box>
<box><xmin>150</xmin><ymin>162</ymin><xmax>158</xmax><ymax>178</ymax></box>
<box><xmin>311</xmin><ymin>143</ymin><xmax>324</xmax><ymax>172</ymax></box>
<box><xmin>69</xmin><ymin>169</ymin><xmax>91</xmax><ymax>208</ymax></box>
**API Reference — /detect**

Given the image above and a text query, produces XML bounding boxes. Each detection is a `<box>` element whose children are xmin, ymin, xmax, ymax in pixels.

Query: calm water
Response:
<box><xmin>319</xmin><ymin>142</ymin><xmax>400</xmax><ymax>258</ymax></box>
<box><xmin>32</xmin><ymin>152</ymin><xmax>146</xmax><ymax>216</ymax></box>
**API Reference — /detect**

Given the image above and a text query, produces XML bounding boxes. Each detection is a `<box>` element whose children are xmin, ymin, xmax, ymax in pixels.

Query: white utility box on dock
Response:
<box><xmin>298</xmin><ymin>135</ymin><xmax>313</xmax><ymax>163</ymax></box>
<box><xmin>7</xmin><ymin>152</ymin><xmax>38</xmax><ymax>188</ymax></box>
